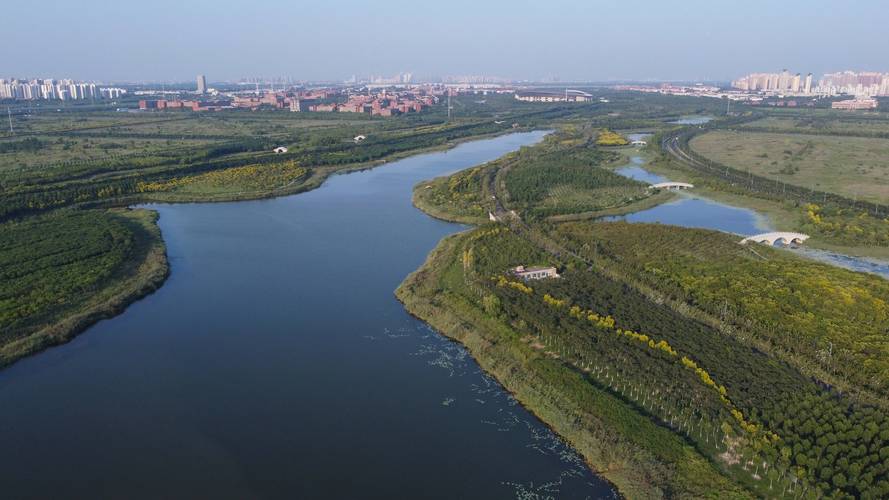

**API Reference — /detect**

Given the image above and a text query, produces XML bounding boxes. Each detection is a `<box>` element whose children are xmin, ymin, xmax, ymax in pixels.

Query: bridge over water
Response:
<box><xmin>740</xmin><ymin>232</ymin><xmax>810</xmax><ymax>246</ymax></box>
<box><xmin>649</xmin><ymin>182</ymin><xmax>694</xmax><ymax>190</ymax></box>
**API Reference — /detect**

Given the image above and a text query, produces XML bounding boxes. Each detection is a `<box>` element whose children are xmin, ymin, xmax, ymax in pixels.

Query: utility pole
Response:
<box><xmin>7</xmin><ymin>107</ymin><xmax>13</xmax><ymax>134</ymax></box>
<box><xmin>447</xmin><ymin>90</ymin><xmax>452</xmax><ymax>120</ymax></box>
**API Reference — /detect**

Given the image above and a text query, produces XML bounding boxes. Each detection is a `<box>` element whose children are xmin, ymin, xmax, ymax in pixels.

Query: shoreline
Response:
<box><xmin>396</xmin><ymin>145</ymin><xmax>737</xmax><ymax>497</ymax></box>
<box><xmin>645</xmin><ymin>140</ymin><xmax>889</xmax><ymax>261</ymax></box>
<box><xmin>0</xmin><ymin>208</ymin><xmax>169</xmax><ymax>370</ymax></box>
<box><xmin>2</xmin><ymin>128</ymin><xmax>530</xmax><ymax>372</ymax></box>
<box><xmin>394</xmin><ymin>232</ymin><xmax>746</xmax><ymax>499</ymax></box>
<box><xmin>86</xmin><ymin>128</ymin><xmax>530</xmax><ymax>210</ymax></box>
<box><xmin>393</xmin><ymin>234</ymin><xmax>638</xmax><ymax>497</ymax></box>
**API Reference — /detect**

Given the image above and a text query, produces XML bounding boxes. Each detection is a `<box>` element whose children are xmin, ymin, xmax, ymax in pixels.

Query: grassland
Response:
<box><xmin>0</xmin><ymin>208</ymin><xmax>168</xmax><ymax>368</ymax></box>
<box><xmin>739</xmin><ymin>116</ymin><xmax>889</xmax><ymax>136</ymax></box>
<box><xmin>660</xmin><ymin>113</ymin><xmax>889</xmax><ymax>254</ymax></box>
<box><xmin>639</xmin><ymin>150</ymin><xmax>889</xmax><ymax>258</ymax></box>
<box><xmin>689</xmin><ymin>130</ymin><xmax>889</xmax><ymax>204</ymax></box>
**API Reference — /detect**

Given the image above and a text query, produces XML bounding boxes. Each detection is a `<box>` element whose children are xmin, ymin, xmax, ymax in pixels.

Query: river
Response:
<box><xmin>611</xmin><ymin>138</ymin><xmax>889</xmax><ymax>279</ymax></box>
<box><xmin>668</xmin><ymin>115</ymin><xmax>713</xmax><ymax>125</ymax></box>
<box><xmin>0</xmin><ymin>132</ymin><xmax>615</xmax><ymax>499</ymax></box>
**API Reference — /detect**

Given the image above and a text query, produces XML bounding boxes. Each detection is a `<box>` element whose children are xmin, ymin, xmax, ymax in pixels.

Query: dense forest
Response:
<box><xmin>554</xmin><ymin>222</ymin><xmax>889</xmax><ymax>400</ymax></box>
<box><xmin>0</xmin><ymin>209</ymin><xmax>167</xmax><ymax>366</ymax></box>
<box><xmin>428</xmin><ymin>223</ymin><xmax>889</xmax><ymax>498</ymax></box>
<box><xmin>399</xmin><ymin>228</ymin><xmax>745</xmax><ymax>498</ymax></box>
<box><xmin>498</xmin><ymin>127</ymin><xmax>649</xmax><ymax>218</ymax></box>
<box><xmin>503</xmin><ymin>143</ymin><xmax>646</xmax><ymax>218</ymax></box>
<box><xmin>415</xmin><ymin>126</ymin><xmax>652</xmax><ymax>222</ymax></box>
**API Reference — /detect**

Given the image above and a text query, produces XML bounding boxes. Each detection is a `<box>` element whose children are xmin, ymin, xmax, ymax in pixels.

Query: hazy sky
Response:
<box><xmin>4</xmin><ymin>0</ymin><xmax>888</xmax><ymax>82</ymax></box>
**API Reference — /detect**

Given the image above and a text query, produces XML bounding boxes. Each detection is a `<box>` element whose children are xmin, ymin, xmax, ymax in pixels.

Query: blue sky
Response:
<box><xmin>4</xmin><ymin>0</ymin><xmax>888</xmax><ymax>82</ymax></box>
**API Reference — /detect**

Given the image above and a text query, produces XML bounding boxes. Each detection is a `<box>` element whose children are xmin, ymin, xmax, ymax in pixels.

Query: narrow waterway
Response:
<box><xmin>668</xmin><ymin>115</ymin><xmax>713</xmax><ymax>125</ymax></box>
<box><xmin>611</xmin><ymin>143</ymin><xmax>889</xmax><ymax>279</ymax></box>
<box><xmin>0</xmin><ymin>132</ymin><xmax>615</xmax><ymax>499</ymax></box>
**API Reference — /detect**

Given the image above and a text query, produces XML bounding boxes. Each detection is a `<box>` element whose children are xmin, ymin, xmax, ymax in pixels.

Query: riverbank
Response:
<box><xmin>600</xmin><ymin>142</ymin><xmax>889</xmax><ymax>262</ymax></box>
<box><xmin>395</xmin><ymin>231</ymin><xmax>750</xmax><ymax>499</ymax></box>
<box><xmin>0</xmin><ymin>128</ymin><xmax>529</xmax><ymax>371</ymax></box>
<box><xmin>0</xmin><ymin>208</ymin><xmax>169</xmax><ymax>369</ymax></box>
<box><xmin>1</xmin><ymin>130</ymin><xmax>620</xmax><ymax>499</ymax></box>
<box><xmin>398</xmin><ymin>217</ymin><xmax>889</xmax><ymax>498</ymax></box>
<box><xmin>87</xmin><ymin>128</ymin><xmax>530</xmax><ymax>208</ymax></box>
<box><xmin>645</xmin><ymin>154</ymin><xmax>889</xmax><ymax>260</ymax></box>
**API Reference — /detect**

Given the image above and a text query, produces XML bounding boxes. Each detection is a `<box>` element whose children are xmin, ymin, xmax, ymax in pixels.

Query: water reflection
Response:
<box><xmin>604</xmin><ymin>194</ymin><xmax>769</xmax><ymax>235</ymax></box>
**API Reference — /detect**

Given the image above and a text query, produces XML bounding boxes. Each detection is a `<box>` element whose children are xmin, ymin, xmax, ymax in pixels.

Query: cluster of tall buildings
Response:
<box><xmin>0</xmin><ymin>78</ymin><xmax>126</xmax><ymax>101</ymax></box>
<box><xmin>366</xmin><ymin>73</ymin><xmax>413</xmax><ymax>85</ymax></box>
<box><xmin>732</xmin><ymin>69</ymin><xmax>889</xmax><ymax>97</ymax></box>
<box><xmin>731</xmin><ymin>70</ymin><xmax>813</xmax><ymax>94</ymax></box>
<box><xmin>817</xmin><ymin>71</ymin><xmax>889</xmax><ymax>97</ymax></box>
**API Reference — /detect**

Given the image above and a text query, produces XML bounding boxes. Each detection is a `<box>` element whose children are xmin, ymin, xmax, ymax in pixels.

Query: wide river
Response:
<box><xmin>0</xmin><ymin>132</ymin><xmax>617</xmax><ymax>499</ymax></box>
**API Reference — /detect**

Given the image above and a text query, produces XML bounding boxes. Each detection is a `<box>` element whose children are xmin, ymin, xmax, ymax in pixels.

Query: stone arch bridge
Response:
<box><xmin>740</xmin><ymin>232</ymin><xmax>810</xmax><ymax>246</ymax></box>
<box><xmin>649</xmin><ymin>182</ymin><xmax>694</xmax><ymax>190</ymax></box>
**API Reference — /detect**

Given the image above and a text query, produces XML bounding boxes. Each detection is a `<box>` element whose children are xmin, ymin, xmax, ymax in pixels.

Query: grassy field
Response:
<box><xmin>690</xmin><ymin>130</ymin><xmax>889</xmax><ymax>203</ymax></box>
<box><xmin>0</xmin><ymin>208</ymin><xmax>168</xmax><ymax>367</ymax></box>
<box><xmin>0</xmin><ymin>136</ymin><xmax>217</xmax><ymax>174</ymax></box>
<box><xmin>645</xmin><ymin>152</ymin><xmax>889</xmax><ymax>260</ymax></box>
<box><xmin>0</xmin><ymin>112</ymin><xmax>184</xmax><ymax>136</ymax></box>
<box><xmin>740</xmin><ymin>116</ymin><xmax>889</xmax><ymax>136</ymax></box>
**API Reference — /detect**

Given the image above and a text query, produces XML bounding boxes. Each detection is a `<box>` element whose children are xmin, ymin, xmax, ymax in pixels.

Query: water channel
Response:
<box><xmin>612</xmin><ymin>136</ymin><xmax>889</xmax><ymax>279</ymax></box>
<box><xmin>4</xmin><ymin>127</ymin><xmax>885</xmax><ymax>500</ymax></box>
<box><xmin>0</xmin><ymin>131</ymin><xmax>616</xmax><ymax>499</ymax></box>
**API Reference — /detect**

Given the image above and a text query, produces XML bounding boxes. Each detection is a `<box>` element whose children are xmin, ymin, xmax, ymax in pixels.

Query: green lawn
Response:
<box><xmin>740</xmin><ymin>116</ymin><xmax>889</xmax><ymax>136</ymax></box>
<box><xmin>690</xmin><ymin>130</ymin><xmax>889</xmax><ymax>203</ymax></box>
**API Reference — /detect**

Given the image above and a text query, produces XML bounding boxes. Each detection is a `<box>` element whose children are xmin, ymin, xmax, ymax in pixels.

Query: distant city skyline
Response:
<box><xmin>6</xmin><ymin>67</ymin><xmax>889</xmax><ymax>90</ymax></box>
<box><xmin>3</xmin><ymin>0</ymin><xmax>889</xmax><ymax>82</ymax></box>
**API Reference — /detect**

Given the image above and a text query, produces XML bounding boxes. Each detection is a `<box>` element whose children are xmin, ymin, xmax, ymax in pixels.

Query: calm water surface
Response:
<box><xmin>612</xmin><ymin>154</ymin><xmax>889</xmax><ymax>279</ymax></box>
<box><xmin>0</xmin><ymin>132</ymin><xmax>616</xmax><ymax>499</ymax></box>
<box><xmin>668</xmin><ymin>115</ymin><xmax>713</xmax><ymax>125</ymax></box>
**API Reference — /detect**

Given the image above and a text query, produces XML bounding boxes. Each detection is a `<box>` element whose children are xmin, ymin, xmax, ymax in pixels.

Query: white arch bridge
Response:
<box><xmin>648</xmin><ymin>182</ymin><xmax>694</xmax><ymax>190</ymax></box>
<box><xmin>740</xmin><ymin>232</ymin><xmax>810</xmax><ymax>246</ymax></box>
